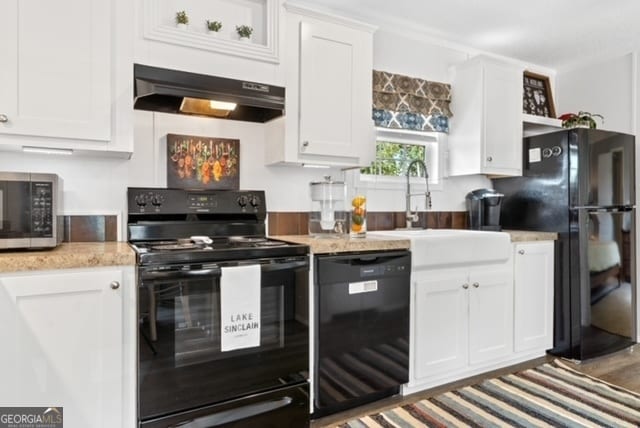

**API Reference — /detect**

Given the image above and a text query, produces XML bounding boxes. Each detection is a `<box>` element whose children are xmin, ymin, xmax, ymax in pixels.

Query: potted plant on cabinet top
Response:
<box><xmin>206</xmin><ymin>20</ymin><xmax>222</xmax><ymax>35</ymax></box>
<box><xmin>558</xmin><ymin>111</ymin><xmax>604</xmax><ymax>129</ymax></box>
<box><xmin>175</xmin><ymin>11</ymin><xmax>189</xmax><ymax>30</ymax></box>
<box><xmin>235</xmin><ymin>25</ymin><xmax>253</xmax><ymax>42</ymax></box>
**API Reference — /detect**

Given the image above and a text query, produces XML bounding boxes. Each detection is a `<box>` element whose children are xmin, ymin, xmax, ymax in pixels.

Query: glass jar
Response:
<box><xmin>349</xmin><ymin>193</ymin><xmax>367</xmax><ymax>237</ymax></box>
<box><xmin>308</xmin><ymin>176</ymin><xmax>347</xmax><ymax>237</ymax></box>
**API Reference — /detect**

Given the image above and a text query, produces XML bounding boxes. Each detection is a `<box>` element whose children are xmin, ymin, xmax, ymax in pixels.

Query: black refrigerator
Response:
<box><xmin>493</xmin><ymin>128</ymin><xmax>636</xmax><ymax>360</ymax></box>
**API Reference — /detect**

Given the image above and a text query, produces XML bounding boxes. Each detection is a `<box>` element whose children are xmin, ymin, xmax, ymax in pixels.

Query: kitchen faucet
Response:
<box><xmin>405</xmin><ymin>159</ymin><xmax>432</xmax><ymax>229</ymax></box>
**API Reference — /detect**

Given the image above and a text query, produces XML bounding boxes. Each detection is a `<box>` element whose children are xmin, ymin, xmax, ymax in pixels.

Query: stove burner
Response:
<box><xmin>229</xmin><ymin>236</ymin><xmax>268</xmax><ymax>244</ymax></box>
<box><xmin>151</xmin><ymin>242</ymin><xmax>208</xmax><ymax>251</ymax></box>
<box><xmin>256</xmin><ymin>240</ymin><xmax>288</xmax><ymax>247</ymax></box>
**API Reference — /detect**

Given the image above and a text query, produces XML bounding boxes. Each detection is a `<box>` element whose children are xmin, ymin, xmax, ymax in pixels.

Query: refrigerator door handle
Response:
<box><xmin>572</xmin><ymin>205</ymin><xmax>635</xmax><ymax>212</ymax></box>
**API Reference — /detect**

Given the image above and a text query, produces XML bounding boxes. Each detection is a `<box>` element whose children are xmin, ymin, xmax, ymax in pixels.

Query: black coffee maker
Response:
<box><xmin>465</xmin><ymin>188</ymin><xmax>504</xmax><ymax>231</ymax></box>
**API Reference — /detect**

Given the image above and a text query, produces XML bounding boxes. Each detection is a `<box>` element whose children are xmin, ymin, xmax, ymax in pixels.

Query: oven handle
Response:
<box><xmin>260</xmin><ymin>258</ymin><xmax>309</xmax><ymax>273</ymax></box>
<box><xmin>140</xmin><ymin>268</ymin><xmax>221</xmax><ymax>281</ymax></box>
<box><xmin>140</xmin><ymin>259</ymin><xmax>308</xmax><ymax>281</ymax></box>
<box><xmin>170</xmin><ymin>396</ymin><xmax>293</xmax><ymax>427</ymax></box>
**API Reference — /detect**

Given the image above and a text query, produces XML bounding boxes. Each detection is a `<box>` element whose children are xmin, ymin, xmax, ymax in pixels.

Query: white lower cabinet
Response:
<box><xmin>468</xmin><ymin>267</ymin><xmax>514</xmax><ymax>364</ymax></box>
<box><xmin>514</xmin><ymin>241</ymin><xmax>554</xmax><ymax>352</ymax></box>
<box><xmin>0</xmin><ymin>266</ymin><xmax>136</xmax><ymax>428</ymax></box>
<box><xmin>406</xmin><ymin>240</ymin><xmax>554</xmax><ymax>395</ymax></box>
<box><xmin>413</xmin><ymin>264</ymin><xmax>513</xmax><ymax>382</ymax></box>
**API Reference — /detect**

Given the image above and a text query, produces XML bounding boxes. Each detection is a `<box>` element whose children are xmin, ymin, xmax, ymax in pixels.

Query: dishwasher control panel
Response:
<box><xmin>360</xmin><ymin>263</ymin><xmax>408</xmax><ymax>277</ymax></box>
<box><xmin>315</xmin><ymin>250</ymin><xmax>411</xmax><ymax>285</ymax></box>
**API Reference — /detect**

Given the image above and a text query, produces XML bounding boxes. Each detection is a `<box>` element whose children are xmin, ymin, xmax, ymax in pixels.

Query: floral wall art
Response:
<box><xmin>167</xmin><ymin>133</ymin><xmax>240</xmax><ymax>190</ymax></box>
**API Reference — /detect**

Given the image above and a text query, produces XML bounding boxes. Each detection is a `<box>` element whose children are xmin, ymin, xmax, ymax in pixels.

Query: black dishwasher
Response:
<box><xmin>313</xmin><ymin>250</ymin><xmax>411</xmax><ymax>417</ymax></box>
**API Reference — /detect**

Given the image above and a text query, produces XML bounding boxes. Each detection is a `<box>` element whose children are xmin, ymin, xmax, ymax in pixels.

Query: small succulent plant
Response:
<box><xmin>206</xmin><ymin>20</ymin><xmax>222</xmax><ymax>32</ymax></box>
<box><xmin>235</xmin><ymin>25</ymin><xmax>253</xmax><ymax>38</ymax></box>
<box><xmin>175</xmin><ymin>11</ymin><xmax>189</xmax><ymax>25</ymax></box>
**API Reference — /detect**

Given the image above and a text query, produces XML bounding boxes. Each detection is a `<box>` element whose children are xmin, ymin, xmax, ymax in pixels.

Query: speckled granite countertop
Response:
<box><xmin>505</xmin><ymin>230</ymin><xmax>558</xmax><ymax>242</ymax></box>
<box><xmin>273</xmin><ymin>235</ymin><xmax>411</xmax><ymax>254</ymax></box>
<box><xmin>0</xmin><ymin>242</ymin><xmax>135</xmax><ymax>273</ymax></box>
<box><xmin>0</xmin><ymin>231</ymin><xmax>555</xmax><ymax>271</ymax></box>
<box><xmin>275</xmin><ymin>230</ymin><xmax>556</xmax><ymax>254</ymax></box>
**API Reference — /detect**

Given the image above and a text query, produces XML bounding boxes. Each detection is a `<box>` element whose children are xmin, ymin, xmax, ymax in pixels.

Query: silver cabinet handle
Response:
<box><xmin>518</xmin><ymin>249</ymin><xmax>525</xmax><ymax>255</ymax></box>
<box><xmin>486</xmin><ymin>156</ymin><xmax>493</xmax><ymax>162</ymax></box>
<box><xmin>462</xmin><ymin>283</ymin><xmax>469</xmax><ymax>289</ymax></box>
<box><xmin>0</xmin><ymin>114</ymin><xmax>8</xmax><ymax>123</ymax></box>
<box><xmin>110</xmin><ymin>281</ymin><xmax>120</xmax><ymax>290</ymax></box>
<box><xmin>472</xmin><ymin>282</ymin><xmax>479</xmax><ymax>288</ymax></box>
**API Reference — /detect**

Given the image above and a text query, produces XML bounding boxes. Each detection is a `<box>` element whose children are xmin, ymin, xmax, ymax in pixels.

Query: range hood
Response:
<box><xmin>134</xmin><ymin>64</ymin><xmax>285</xmax><ymax>123</ymax></box>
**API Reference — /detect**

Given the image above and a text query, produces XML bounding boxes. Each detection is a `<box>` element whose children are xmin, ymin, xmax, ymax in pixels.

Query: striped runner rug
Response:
<box><xmin>338</xmin><ymin>360</ymin><xmax>640</xmax><ymax>427</ymax></box>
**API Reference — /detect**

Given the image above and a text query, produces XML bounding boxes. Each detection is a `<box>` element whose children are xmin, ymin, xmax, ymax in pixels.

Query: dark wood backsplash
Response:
<box><xmin>268</xmin><ymin>211</ymin><xmax>467</xmax><ymax>235</ymax></box>
<box><xmin>70</xmin><ymin>211</ymin><xmax>467</xmax><ymax>241</ymax></box>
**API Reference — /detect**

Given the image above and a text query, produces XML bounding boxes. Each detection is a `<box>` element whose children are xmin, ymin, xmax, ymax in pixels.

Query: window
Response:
<box><xmin>358</xmin><ymin>128</ymin><xmax>443</xmax><ymax>189</ymax></box>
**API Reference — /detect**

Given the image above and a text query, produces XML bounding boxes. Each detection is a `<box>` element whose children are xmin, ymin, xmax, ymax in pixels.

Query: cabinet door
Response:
<box><xmin>514</xmin><ymin>241</ymin><xmax>554</xmax><ymax>352</ymax></box>
<box><xmin>482</xmin><ymin>60</ymin><xmax>523</xmax><ymax>175</ymax></box>
<box><xmin>468</xmin><ymin>266</ymin><xmax>513</xmax><ymax>365</ymax></box>
<box><xmin>0</xmin><ymin>0</ymin><xmax>111</xmax><ymax>141</ymax></box>
<box><xmin>413</xmin><ymin>270</ymin><xmax>468</xmax><ymax>380</ymax></box>
<box><xmin>298</xmin><ymin>20</ymin><xmax>369</xmax><ymax>158</ymax></box>
<box><xmin>0</xmin><ymin>268</ymin><xmax>123</xmax><ymax>428</ymax></box>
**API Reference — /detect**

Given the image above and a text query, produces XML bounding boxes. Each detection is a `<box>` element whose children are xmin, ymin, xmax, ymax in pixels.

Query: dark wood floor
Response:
<box><xmin>564</xmin><ymin>344</ymin><xmax>640</xmax><ymax>390</ymax></box>
<box><xmin>312</xmin><ymin>345</ymin><xmax>640</xmax><ymax>427</ymax></box>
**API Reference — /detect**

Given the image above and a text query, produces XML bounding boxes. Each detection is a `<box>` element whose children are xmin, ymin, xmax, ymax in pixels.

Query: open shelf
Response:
<box><xmin>523</xmin><ymin>113</ymin><xmax>562</xmax><ymax>137</ymax></box>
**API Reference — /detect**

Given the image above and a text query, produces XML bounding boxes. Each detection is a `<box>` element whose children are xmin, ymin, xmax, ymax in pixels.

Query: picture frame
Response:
<box><xmin>523</xmin><ymin>71</ymin><xmax>556</xmax><ymax>118</ymax></box>
<box><xmin>167</xmin><ymin>133</ymin><xmax>240</xmax><ymax>190</ymax></box>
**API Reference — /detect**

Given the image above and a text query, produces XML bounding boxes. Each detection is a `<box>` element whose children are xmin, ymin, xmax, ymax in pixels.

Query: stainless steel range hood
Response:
<box><xmin>133</xmin><ymin>64</ymin><xmax>285</xmax><ymax>123</ymax></box>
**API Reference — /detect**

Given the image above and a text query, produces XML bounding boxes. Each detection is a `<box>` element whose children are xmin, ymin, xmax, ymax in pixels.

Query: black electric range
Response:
<box><xmin>127</xmin><ymin>187</ymin><xmax>310</xmax><ymax>428</ymax></box>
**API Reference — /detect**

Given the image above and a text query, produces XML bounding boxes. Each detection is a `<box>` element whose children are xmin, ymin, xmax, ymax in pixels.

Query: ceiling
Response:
<box><xmin>301</xmin><ymin>0</ymin><xmax>640</xmax><ymax>70</ymax></box>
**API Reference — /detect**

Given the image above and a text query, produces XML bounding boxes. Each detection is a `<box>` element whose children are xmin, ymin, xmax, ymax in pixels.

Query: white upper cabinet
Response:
<box><xmin>141</xmin><ymin>0</ymin><xmax>280</xmax><ymax>65</ymax></box>
<box><xmin>0</xmin><ymin>0</ymin><xmax>133</xmax><ymax>156</ymax></box>
<box><xmin>0</xmin><ymin>0</ymin><xmax>110</xmax><ymax>141</ymax></box>
<box><xmin>265</xmin><ymin>4</ymin><xmax>376</xmax><ymax>167</ymax></box>
<box><xmin>448</xmin><ymin>55</ymin><xmax>523</xmax><ymax>176</ymax></box>
<box><xmin>136</xmin><ymin>0</ymin><xmax>284</xmax><ymax>87</ymax></box>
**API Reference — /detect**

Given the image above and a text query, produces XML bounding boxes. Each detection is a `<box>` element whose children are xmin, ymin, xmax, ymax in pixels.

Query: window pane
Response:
<box><xmin>362</xmin><ymin>141</ymin><xmax>426</xmax><ymax>176</ymax></box>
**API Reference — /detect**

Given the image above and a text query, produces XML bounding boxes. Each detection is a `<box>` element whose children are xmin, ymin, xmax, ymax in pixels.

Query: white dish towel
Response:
<box><xmin>220</xmin><ymin>264</ymin><xmax>261</xmax><ymax>352</ymax></box>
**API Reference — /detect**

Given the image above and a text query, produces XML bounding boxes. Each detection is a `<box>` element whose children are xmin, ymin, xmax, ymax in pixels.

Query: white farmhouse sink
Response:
<box><xmin>369</xmin><ymin>229</ymin><xmax>511</xmax><ymax>268</ymax></box>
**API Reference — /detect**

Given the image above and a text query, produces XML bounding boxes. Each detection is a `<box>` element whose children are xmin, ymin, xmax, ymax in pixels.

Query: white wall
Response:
<box><xmin>373</xmin><ymin>29</ymin><xmax>468</xmax><ymax>82</ymax></box>
<box><xmin>557</xmin><ymin>53</ymin><xmax>636</xmax><ymax>134</ymax></box>
<box><xmin>130</xmin><ymin>111</ymin><xmax>343</xmax><ymax>211</ymax></box>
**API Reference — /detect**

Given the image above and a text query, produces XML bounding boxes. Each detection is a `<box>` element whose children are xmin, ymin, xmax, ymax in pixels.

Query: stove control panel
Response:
<box><xmin>237</xmin><ymin>195</ymin><xmax>261</xmax><ymax>208</ymax></box>
<box><xmin>127</xmin><ymin>188</ymin><xmax>266</xmax><ymax>216</ymax></box>
<box><xmin>132</xmin><ymin>191</ymin><xmax>165</xmax><ymax>209</ymax></box>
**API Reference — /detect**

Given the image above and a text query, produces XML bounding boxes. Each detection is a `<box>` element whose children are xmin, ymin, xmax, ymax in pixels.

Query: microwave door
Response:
<box><xmin>0</xmin><ymin>181</ymin><xmax>32</xmax><ymax>242</ymax></box>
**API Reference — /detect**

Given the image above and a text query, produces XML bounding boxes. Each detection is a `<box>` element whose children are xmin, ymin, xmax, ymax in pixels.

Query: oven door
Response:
<box><xmin>137</xmin><ymin>256</ymin><xmax>309</xmax><ymax>422</ymax></box>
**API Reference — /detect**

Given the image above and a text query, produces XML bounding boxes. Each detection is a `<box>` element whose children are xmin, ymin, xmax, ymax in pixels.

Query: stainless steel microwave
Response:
<box><xmin>0</xmin><ymin>172</ymin><xmax>63</xmax><ymax>250</ymax></box>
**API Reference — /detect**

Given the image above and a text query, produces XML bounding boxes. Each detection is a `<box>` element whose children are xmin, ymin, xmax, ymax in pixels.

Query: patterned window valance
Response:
<box><xmin>372</xmin><ymin>70</ymin><xmax>452</xmax><ymax>133</ymax></box>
